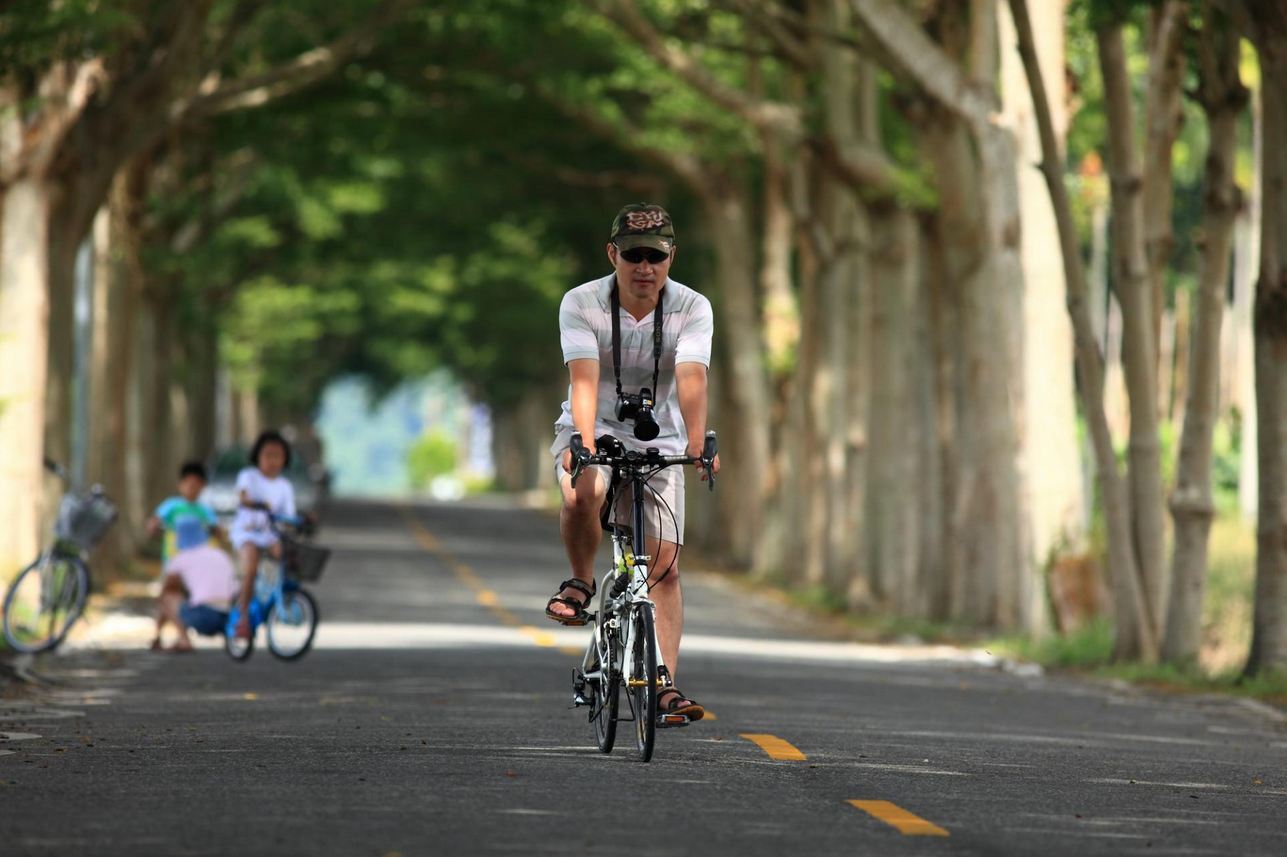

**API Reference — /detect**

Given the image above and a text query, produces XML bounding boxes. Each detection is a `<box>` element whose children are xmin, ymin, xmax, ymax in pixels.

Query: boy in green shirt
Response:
<box><xmin>146</xmin><ymin>461</ymin><xmax>222</xmax><ymax>567</ymax></box>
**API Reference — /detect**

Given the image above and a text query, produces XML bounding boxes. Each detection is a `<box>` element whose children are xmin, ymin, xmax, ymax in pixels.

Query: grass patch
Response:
<box><xmin>988</xmin><ymin>618</ymin><xmax>1115</xmax><ymax>668</ymax></box>
<box><xmin>1092</xmin><ymin>662</ymin><xmax>1287</xmax><ymax>704</ymax></box>
<box><xmin>1200</xmin><ymin>513</ymin><xmax>1256</xmax><ymax>673</ymax></box>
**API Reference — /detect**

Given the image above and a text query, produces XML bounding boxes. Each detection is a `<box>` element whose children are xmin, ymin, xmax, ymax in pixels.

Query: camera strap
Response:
<box><xmin>610</xmin><ymin>278</ymin><xmax>664</xmax><ymax>398</ymax></box>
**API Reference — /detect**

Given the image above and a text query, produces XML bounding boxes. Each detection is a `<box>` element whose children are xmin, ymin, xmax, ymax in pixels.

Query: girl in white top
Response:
<box><xmin>232</xmin><ymin>430</ymin><xmax>297</xmax><ymax>639</ymax></box>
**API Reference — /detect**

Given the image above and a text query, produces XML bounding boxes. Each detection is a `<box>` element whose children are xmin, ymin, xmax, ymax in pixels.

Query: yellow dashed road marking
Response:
<box><xmin>848</xmin><ymin>800</ymin><xmax>949</xmax><ymax>837</ymax></box>
<box><xmin>740</xmin><ymin>733</ymin><xmax>806</xmax><ymax>761</ymax></box>
<box><xmin>400</xmin><ymin>507</ymin><xmax>582</xmax><ymax>655</ymax></box>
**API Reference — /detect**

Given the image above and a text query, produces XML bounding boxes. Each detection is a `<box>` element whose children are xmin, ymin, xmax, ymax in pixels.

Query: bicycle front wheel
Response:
<box><xmin>628</xmin><ymin>603</ymin><xmax>659</xmax><ymax>762</ymax></box>
<box><xmin>591</xmin><ymin>615</ymin><xmax>619</xmax><ymax>754</ymax></box>
<box><xmin>266</xmin><ymin>589</ymin><xmax>319</xmax><ymax>660</ymax></box>
<box><xmin>3</xmin><ymin>552</ymin><xmax>88</xmax><ymax>653</ymax></box>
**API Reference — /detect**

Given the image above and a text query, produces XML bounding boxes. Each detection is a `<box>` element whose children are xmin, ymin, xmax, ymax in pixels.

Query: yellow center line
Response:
<box><xmin>702</xmin><ymin>710</ymin><xmax>717</xmax><ymax>721</ymax></box>
<box><xmin>739</xmin><ymin>733</ymin><xmax>806</xmax><ymax>761</ymax></box>
<box><xmin>847</xmin><ymin>800</ymin><xmax>949</xmax><ymax>837</ymax></box>
<box><xmin>402</xmin><ymin>506</ymin><xmax>586</xmax><ymax>655</ymax></box>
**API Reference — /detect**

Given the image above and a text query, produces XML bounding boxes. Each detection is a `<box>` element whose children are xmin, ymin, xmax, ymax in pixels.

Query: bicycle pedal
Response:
<box><xmin>657</xmin><ymin>713</ymin><xmax>690</xmax><ymax>728</ymax></box>
<box><xmin>571</xmin><ymin>669</ymin><xmax>590</xmax><ymax>707</ymax></box>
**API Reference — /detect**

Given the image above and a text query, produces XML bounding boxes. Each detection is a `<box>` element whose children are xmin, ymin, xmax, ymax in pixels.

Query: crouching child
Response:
<box><xmin>154</xmin><ymin>518</ymin><xmax>239</xmax><ymax>652</ymax></box>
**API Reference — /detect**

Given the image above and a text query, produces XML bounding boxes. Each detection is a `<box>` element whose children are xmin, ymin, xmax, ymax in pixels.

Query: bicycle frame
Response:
<box><xmin>580</xmin><ymin>514</ymin><xmax>660</xmax><ymax>710</ymax></box>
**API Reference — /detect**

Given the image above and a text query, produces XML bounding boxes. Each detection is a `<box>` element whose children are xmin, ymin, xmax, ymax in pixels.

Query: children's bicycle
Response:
<box><xmin>224</xmin><ymin>513</ymin><xmax>329</xmax><ymax>662</ymax></box>
<box><xmin>2</xmin><ymin>460</ymin><xmax>117</xmax><ymax>653</ymax></box>
<box><xmin>567</xmin><ymin>430</ymin><xmax>717</xmax><ymax>762</ymax></box>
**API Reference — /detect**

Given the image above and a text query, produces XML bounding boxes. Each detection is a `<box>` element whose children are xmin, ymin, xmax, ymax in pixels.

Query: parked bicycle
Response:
<box><xmin>224</xmin><ymin>512</ymin><xmax>328</xmax><ymax>662</ymax></box>
<box><xmin>568</xmin><ymin>429</ymin><xmax>717</xmax><ymax>762</ymax></box>
<box><xmin>3</xmin><ymin>460</ymin><xmax>118</xmax><ymax>653</ymax></box>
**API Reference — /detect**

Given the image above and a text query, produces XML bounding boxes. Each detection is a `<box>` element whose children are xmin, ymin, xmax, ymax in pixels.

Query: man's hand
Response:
<box><xmin>688</xmin><ymin>441</ymin><xmax>721</xmax><ymax>481</ymax></box>
<box><xmin>562</xmin><ymin>439</ymin><xmax>597</xmax><ymax>474</ymax></box>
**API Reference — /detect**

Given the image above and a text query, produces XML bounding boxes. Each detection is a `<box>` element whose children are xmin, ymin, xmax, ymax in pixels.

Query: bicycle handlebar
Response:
<box><xmin>569</xmin><ymin>430</ymin><xmax>718</xmax><ymax>492</ymax></box>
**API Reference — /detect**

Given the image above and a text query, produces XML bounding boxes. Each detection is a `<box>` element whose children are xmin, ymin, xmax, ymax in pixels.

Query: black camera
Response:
<box><xmin>616</xmin><ymin>387</ymin><xmax>660</xmax><ymax>441</ymax></box>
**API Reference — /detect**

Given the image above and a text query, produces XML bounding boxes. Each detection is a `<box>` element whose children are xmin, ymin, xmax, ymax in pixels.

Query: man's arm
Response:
<box><xmin>564</xmin><ymin>358</ymin><xmax>600</xmax><ymax>471</ymax></box>
<box><xmin>674</xmin><ymin>362</ymin><xmax>720</xmax><ymax>477</ymax></box>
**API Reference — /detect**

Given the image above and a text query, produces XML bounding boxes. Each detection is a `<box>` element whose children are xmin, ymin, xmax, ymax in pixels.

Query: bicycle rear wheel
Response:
<box><xmin>266</xmin><ymin>588</ymin><xmax>319</xmax><ymax>660</ymax></box>
<box><xmin>628</xmin><ymin>603</ymin><xmax>659</xmax><ymax>762</ymax></box>
<box><xmin>3</xmin><ymin>552</ymin><xmax>88</xmax><ymax>653</ymax></box>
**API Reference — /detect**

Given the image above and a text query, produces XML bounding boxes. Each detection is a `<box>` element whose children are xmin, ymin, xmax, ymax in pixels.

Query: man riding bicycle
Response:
<box><xmin>546</xmin><ymin>202</ymin><xmax>719</xmax><ymax>723</ymax></box>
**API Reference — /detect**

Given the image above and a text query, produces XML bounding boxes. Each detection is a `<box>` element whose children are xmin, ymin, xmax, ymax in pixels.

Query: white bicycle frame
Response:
<box><xmin>580</xmin><ymin>527</ymin><xmax>667</xmax><ymax>705</ymax></box>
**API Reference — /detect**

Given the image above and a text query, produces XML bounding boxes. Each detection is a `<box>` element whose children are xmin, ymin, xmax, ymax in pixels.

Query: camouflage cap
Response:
<box><xmin>610</xmin><ymin>203</ymin><xmax>675</xmax><ymax>253</ymax></box>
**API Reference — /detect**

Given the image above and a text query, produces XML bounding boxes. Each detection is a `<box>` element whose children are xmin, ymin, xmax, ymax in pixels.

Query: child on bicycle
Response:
<box><xmin>230</xmin><ymin>430</ymin><xmax>297</xmax><ymax>640</ymax></box>
<box><xmin>154</xmin><ymin>518</ymin><xmax>239</xmax><ymax>652</ymax></box>
<box><xmin>146</xmin><ymin>461</ymin><xmax>222</xmax><ymax>570</ymax></box>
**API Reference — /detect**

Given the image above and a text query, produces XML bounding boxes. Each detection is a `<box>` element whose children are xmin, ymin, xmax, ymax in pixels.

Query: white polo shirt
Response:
<box><xmin>553</xmin><ymin>274</ymin><xmax>714</xmax><ymax>455</ymax></box>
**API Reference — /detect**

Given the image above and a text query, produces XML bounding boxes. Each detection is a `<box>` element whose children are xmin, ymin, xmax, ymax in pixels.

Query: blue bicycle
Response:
<box><xmin>224</xmin><ymin>513</ymin><xmax>327</xmax><ymax>662</ymax></box>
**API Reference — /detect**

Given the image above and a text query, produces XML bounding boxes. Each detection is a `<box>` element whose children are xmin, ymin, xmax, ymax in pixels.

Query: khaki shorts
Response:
<box><xmin>552</xmin><ymin>433</ymin><xmax>686</xmax><ymax>545</ymax></box>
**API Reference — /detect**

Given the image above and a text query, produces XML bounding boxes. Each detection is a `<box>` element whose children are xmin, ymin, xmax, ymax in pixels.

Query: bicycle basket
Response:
<box><xmin>281</xmin><ymin>536</ymin><xmax>330</xmax><ymax>582</ymax></box>
<box><xmin>55</xmin><ymin>491</ymin><xmax>118</xmax><ymax>550</ymax></box>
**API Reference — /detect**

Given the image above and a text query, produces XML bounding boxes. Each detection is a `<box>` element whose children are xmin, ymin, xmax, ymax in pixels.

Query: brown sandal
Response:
<box><xmin>545</xmin><ymin>578</ymin><xmax>596</xmax><ymax>626</ymax></box>
<box><xmin>657</xmin><ymin>687</ymin><xmax>704</xmax><ymax>723</ymax></box>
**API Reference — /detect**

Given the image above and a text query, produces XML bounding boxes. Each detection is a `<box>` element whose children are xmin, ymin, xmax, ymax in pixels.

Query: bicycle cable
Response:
<box><xmin>638</xmin><ymin>467</ymin><xmax>681</xmax><ymax>589</ymax></box>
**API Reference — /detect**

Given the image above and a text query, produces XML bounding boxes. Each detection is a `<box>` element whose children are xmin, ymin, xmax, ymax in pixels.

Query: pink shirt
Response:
<box><xmin>165</xmin><ymin>545</ymin><xmax>239</xmax><ymax>608</ymax></box>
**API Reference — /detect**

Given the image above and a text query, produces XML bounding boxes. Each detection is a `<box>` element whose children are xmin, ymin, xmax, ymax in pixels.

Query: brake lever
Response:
<box><xmin>701</xmin><ymin>430</ymin><xmax>717</xmax><ymax>492</ymax></box>
<box><xmin>569</xmin><ymin>432</ymin><xmax>591</xmax><ymax>489</ymax></box>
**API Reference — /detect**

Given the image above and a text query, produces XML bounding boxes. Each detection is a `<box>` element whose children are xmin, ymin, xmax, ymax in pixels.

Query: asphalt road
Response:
<box><xmin>2</xmin><ymin>498</ymin><xmax>1286</xmax><ymax>856</ymax></box>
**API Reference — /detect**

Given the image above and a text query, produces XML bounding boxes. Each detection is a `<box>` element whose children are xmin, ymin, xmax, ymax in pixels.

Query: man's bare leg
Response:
<box><xmin>158</xmin><ymin>589</ymin><xmax>193</xmax><ymax>651</ymax></box>
<box><xmin>550</xmin><ymin>469</ymin><xmax>607</xmax><ymax>620</ymax></box>
<box><xmin>647</xmin><ymin>536</ymin><xmax>683</xmax><ymax>677</ymax></box>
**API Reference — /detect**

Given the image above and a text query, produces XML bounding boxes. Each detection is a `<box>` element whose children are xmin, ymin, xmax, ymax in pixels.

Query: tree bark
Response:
<box><xmin>1000</xmin><ymin>0</ymin><xmax>1085</xmax><ymax>599</ymax></box>
<box><xmin>696</xmin><ymin>181</ymin><xmax>772</xmax><ymax>570</ymax></box>
<box><xmin>1098</xmin><ymin>23</ymin><xmax>1167</xmax><ymax>650</ymax></box>
<box><xmin>865</xmin><ymin>206</ymin><xmax>922</xmax><ymax>613</ymax></box>
<box><xmin>1143</xmin><ymin>1</ymin><xmax>1188</xmax><ymax>390</ymax></box>
<box><xmin>1008</xmin><ymin>0</ymin><xmax>1157</xmax><ymax>660</ymax></box>
<box><xmin>0</xmin><ymin>178</ymin><xmax>52</xmax><ymax>577</ymax></box>
<box><xmin>900</xmin><ymin>0</ymin><xmax>1030</xmax><ymax>629</ymax></box>
<box><xmin>1163</xmin><ymin>8</ymin><xmax>1246</xmax><ymax>666</ymax></box>
<box><xmin>1241</xmin><ymin>3</ymin><xmax>1287</xmax><ymax>677</ymax></box>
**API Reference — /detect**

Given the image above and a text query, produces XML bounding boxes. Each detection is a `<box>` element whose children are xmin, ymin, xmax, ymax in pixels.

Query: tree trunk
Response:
<box><xmin>1098</xmin><ymin>23</ymin><xmax>1167</xmax><ymax>650</ymax></box>
<box><xmin>0</xmin><ymin>178</ymin><xmax>53</xmax><ymax>577</ymax></box>
<box><xmin>491</xmin><ymin>389</ymin><xmax>551</xmax><ymax>493</ymax></box>
<box><xmin>1143</xmin><ymin>1</ymin><xmax>1188</xmax><ymax>389</ymax></box>
<box><xmin>1243</xmin><ymin>7</ymin><xmax>1287</xmax><ymax>677</ymax></box>
<box><xmin>44</xmin><ymin>216</ymin><xmax>80</xmax><ymax>472</ymax></box>
<box><xmin>92</xmin><ymin>177</ymin><xmax>142</xmax><ymax>576</ymax></box>
<box><xmin>1235</xmin><ymin>64</ymin><xmax>1262</xmax><ymax>522</ymax></box>
<box><xmin>1008</xmin><ymin>0</ymin><xmax>1157</xmax><ymax>660</ymax></box>
<box><xmin>922</xmin><ymin>215</ymin><xmax>957</xmax><ymax>620</ymax></box>
<box><xmin>187</xmin><ymin>320</ymin><xmax>219</xmax><ymax>463</ymax></box>
<box><xmin>145</xmin><ymin>289</ymin><xmax>178</xmax><ymax>508</ymax></box>
<box><xmin>1000</xmin><ymin>0</ymin><xmax>1085</xmax><ymax>594</ymax></box>
<box><xmin>696</xmin><ymin>181</ymin><xmax>771</xmax><ymax>570</ymax></box>
<box><xmin>865</xmin><ymin>206</ymin><xmax>922</xmax><ymax>614</ymax></box>
<box><xmin>1164</xmin><ymin>9</ymin><xmax>1245</xmax><ymax>665</ymax></box>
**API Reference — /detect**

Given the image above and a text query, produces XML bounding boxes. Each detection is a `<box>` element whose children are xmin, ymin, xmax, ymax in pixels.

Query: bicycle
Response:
<box><xmin>3</xmin><ymin>460</ymin><xmax>118</xmax><ymax>654</ymax></box>
<box><xmin>568</xmin><ymin>429</ymin><xmax>717</xmax><ymax>762</ymax></box>
<box><xmin>224</xmin><ymin>513</ymin><xmax>328</xmax><ymax>662</ymax></box>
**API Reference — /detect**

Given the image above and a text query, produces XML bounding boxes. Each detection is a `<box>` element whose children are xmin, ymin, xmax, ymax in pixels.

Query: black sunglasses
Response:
<box><xmin>618</xmin><ymin>246</ymin><xmax>670</xmax><ymax>265</ymax></box>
